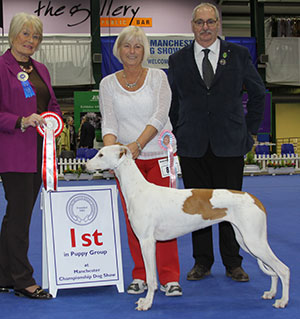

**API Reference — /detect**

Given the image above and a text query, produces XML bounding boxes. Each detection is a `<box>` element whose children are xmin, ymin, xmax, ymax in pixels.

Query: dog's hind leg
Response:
<box><xmin>256</xmin><ymin>251</ymin><xmax>290</xmax><ymax>308</ymax></box>
<box><xmin>135</xmin><ymin>237</ymin><xmax>157</xmax><ymax>311</ymax></box>
<box><xmin>232</xmin><ymin>222</ymin><xmax>290</xmax><ymax>308</ymax></box>
<box><xmin>257</xmin><ymin>259</ymin><xmax>278</xmax><ymax>300</ymax></box>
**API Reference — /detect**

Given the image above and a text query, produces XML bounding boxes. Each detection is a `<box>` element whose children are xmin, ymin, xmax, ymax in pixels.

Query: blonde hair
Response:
<box><xmin>113</xmin><ymin>26</ymin><xmax>150</xmax><ymax>64</ymax></box>
<box><xmin>8</xmin><ymin>12</ymin><xmax>43</xmax><ymax>47</ymax></box>
<box><xmin>192</xmin><ymin>2</ymin><xmax>220</xmax><ymax>21</ymax></box>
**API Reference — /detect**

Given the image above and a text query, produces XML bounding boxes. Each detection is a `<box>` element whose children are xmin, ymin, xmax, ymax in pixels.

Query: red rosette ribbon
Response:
<box><xmin>37</xmin><ymin>112</ymin><xmax>63</xmax><ymax>191</ymax></box>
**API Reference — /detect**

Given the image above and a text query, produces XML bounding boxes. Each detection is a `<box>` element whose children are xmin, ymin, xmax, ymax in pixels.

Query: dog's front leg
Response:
<box><xmin>135</xmin><ymin>237</ymin><xmax>157</xmax><ymax>311</ymax></box>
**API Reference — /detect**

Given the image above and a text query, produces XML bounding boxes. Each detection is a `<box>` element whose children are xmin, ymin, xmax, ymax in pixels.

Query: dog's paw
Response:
<box><xmin>262</xmin><ymin>290</ymin><xmax>275</xmax><ymax>300</ymax></box>
<box><xmin>135</xmin><ymin>297</ymin><xmax>152</xmax><ymax>311</ymax></box>
<box><xmin>273</xmin><ymin>298</ymin><xmax>288</xmax><ymax>309</ymax></box>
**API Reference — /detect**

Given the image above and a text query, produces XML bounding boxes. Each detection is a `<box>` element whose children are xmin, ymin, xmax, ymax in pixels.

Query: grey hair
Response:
<box><xmin>192</xmin><ymin>2</ymin><xmax>220</xmax><ymax>21</ymax></box>
<box><xmin>8</xmin><ymin>12</ymin><xmax>43</xmax><ymax>47</ymax></box>
<box><xmin>113</xmin><ymin>26</ymin><xmax>150</xmax><ymax>64</ymax></box>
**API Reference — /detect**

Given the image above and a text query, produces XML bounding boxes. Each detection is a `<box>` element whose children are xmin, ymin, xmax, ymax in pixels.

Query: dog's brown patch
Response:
<box><xmin>228</xmin><ymin>190</ymin><xmax>267</xmax><ymax>215</ymax></box>
<box><xmin>182</xmin><ymin>189</ymin><xmax>227</xmax><ymax>220</ymax></box>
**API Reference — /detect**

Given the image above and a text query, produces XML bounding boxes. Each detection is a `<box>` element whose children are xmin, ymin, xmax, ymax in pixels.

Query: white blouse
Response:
<box><xmin>99</xmin><ymin>68</ymin><xmax>176</xmax><ymax>159</ymax></box>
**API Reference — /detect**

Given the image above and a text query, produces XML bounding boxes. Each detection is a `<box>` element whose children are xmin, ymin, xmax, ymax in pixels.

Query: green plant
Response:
<box><xmin>267</xmin><ymin>160</ymin><xmax>296</xmax><ymax>168</ymax></box>
<box><xmin>63</xmin><ymin>165</ymin><xmax>93</xmax><ymax>176</ymax></box>
<box><xmin>285</xmin><ymin>160</ymin><xmax>296</xmax><ymax>168</ymax></box>
<box><xmin>63</xmin><ymin>165</ymin><xmax>75</xmax><ymax>174</ymax></box>
<box><xmin>244</xmin><ymin>151</ymin><xmax>257</xmax><ymax>165</ymax></box>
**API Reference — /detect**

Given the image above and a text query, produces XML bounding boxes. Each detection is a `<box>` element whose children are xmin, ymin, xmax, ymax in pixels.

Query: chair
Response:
<box><xmin>76</xmin><ymin>147</ymin><xmax>87</xmax><ymax>160</ymax></box>
<box><xmin>60</xmin><ymin>150</ymin><xmax>74</xmax><ymax>159</ymax></box>
<box><xmin>85</xmin><ymin>148</ymin><xmax>98</xmax><ymax>159</ymax></box>
<box><xmin>281</xmin><ymin>143</ymin><xmax>294</xmax><ymax>155</ymax></box>
<box><xmin>257</xmin><ymin>134</ymin><xmax>270</xmax><ymax>143</ymax></box>
<box><xmin>255</xmin><ymin>145</ymin><xmax>270</xmax><ymax>155</ymax></box>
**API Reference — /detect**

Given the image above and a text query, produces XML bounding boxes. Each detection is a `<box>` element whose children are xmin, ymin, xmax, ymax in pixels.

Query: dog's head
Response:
<box><xmin>85</xmin><ymin>144</ymin><xmax>132</xmax><ymax>172</ymax></box>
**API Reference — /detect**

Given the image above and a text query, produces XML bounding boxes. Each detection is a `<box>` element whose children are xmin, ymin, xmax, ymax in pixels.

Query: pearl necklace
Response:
<box><xmin>123</xmin><ymin>69</ymin><xmax>143</xmax><ymax>89</ymax></box>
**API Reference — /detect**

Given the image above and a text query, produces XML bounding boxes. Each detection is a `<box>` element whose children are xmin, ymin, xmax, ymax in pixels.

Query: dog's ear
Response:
<box><xmin>118</xmin><ymin>145</ymin><xmax>132</xmax><ymax>159</ymax></box>
<box><xmin>119</xmin><ymin>147</ymin><xmax>127</xmax><ymax>159</ymax></box>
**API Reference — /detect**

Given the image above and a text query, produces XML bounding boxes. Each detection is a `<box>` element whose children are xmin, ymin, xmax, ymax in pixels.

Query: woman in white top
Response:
<box><xmin>99</xmin><ymin>26</ymin><xmax>181</xmax><ymax>296</ymax></box>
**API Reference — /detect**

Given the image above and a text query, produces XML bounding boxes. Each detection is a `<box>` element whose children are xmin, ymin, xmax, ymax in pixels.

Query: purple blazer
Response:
<box><xmin>0</xmin><ymin>50</ymin><xmax>62</xmax><ymax>173</ymax></box>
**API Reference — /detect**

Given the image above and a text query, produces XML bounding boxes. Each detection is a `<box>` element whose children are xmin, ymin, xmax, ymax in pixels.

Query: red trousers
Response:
<box><xmin>117</xmin><ymin>156</ymin><xmax>180</xmax><ymax>285</ymax></box>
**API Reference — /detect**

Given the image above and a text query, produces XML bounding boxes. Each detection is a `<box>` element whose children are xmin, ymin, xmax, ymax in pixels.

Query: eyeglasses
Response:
<box><xmin>193</xmin><ymin>19</ymin><xmax>218</xmax><ymax>28</ymax></box>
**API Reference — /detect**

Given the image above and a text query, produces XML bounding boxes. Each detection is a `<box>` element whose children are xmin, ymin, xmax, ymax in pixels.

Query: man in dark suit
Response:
<box><xmin>168</xmin><ymin>2</ymin><xmax>266</xmax><ymax>282</ymax></box>
<box><xmin>79</xmin><ymin>115</ymin><xmax>95</xmax><ymax>148</ymax></box>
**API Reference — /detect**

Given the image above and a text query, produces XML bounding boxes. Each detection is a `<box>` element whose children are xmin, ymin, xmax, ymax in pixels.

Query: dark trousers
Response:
<box><xmin>180</xmin><ymin>146</ymin><xmax>244</xmax><ymax>270</ymax></box>
<box><xmin>0</xmin><ymin>136</ymin><xmax>42</xmax><ymax>289</ymax></box>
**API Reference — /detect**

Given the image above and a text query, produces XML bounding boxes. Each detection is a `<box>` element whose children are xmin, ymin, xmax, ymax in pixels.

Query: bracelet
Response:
<box><xmin>135</xmin><ymin>140</ymin><xmax>143</xmax><ymax>153</ymax></box>
<box><xmin>20</xmin><ymin>117</ymin><xmax>26</xmax><ymax>133</ymax></box>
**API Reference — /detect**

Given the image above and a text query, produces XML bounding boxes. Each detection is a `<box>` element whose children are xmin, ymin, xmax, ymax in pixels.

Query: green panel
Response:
<box><xmin>73</xmin><ymin>91</ymin><xmax>102</xmax><ymax>142</ymax></box>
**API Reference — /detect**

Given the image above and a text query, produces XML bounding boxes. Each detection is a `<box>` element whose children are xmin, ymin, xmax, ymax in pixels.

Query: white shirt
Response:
<box><xmin>99</xmin><ymin>68</ymin><xmax>176</xmax><ymax>159</ymax></box>
<box><xmin>194</xmin><ymin>38</ymin><xmax>220</xmax><ymax>78</ymax></box>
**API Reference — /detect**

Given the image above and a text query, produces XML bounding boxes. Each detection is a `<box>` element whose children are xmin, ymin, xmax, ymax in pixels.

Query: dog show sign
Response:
<box><xmin>41</xmin><ymin>185</ymin><xmax>124</xmax><ymax>297</ymax></box>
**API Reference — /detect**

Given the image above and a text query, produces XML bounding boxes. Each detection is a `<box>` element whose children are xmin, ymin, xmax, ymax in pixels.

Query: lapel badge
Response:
<box><xmin>17</xmin><ymin>71</ymin><xmax>29</xmax><ymax>82</ymax></box>
<box><xmin>219</xmin><ymin>51</ymin><xmax>229</xmax><ymax>65</ymax></box>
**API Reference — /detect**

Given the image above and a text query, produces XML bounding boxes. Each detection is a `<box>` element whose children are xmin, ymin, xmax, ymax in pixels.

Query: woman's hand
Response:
<box><xmin>23</xmin><ymin>113</ymin><xmax>47</xmax><ymax>128</ymax></box>
<box><xmin>127</xmin><ymin>141</ymin><xmax>141</xmax><ymax>160</ymax></box>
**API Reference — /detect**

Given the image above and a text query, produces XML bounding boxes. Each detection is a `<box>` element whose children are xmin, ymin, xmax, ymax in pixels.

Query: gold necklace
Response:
<box><xmin>19</xmin><ymin>64</ymin><xmax>33</xmax><ymax>74</ymax></box>
<box><xmin>123</xmin><ymin>69</ymin><xmax>143</xmax><ymax>89</ymax></box>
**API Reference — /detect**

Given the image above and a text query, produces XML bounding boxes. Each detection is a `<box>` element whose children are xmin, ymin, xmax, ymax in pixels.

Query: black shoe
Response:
<box><xmin>0</xmin><ymin>286</ymin><xmax>13</xmax><ymax>293</ymax></box>
<box><xmin>226</xmin><ymin>266</ymin><xmax>249</xmax><ymax>282</ymax></box>
<box><xmin>14</xmin><ymin>286</ymin><xmax>52</xmax><ymax>299</ymax></box>
<box><xmin>187</xmin><ymin>264</ymin><xmax>211</xmax><ymax>281</ymax></box>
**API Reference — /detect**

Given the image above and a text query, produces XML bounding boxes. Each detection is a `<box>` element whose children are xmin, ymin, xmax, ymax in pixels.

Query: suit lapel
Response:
<box><xmin>186</xmin><ymin>41</ymin><xmax>207</xmax><ymax>88</ymax></box>
<box><xmin>181</xmin><ymin>40</ymin><xmax>231</xmax><ymax>89</ymax></box>
<box><xmin>4</xmin><ymin>50</ymin><xmax>24</xmax><ymax>77</ymax></box>
<box><xmin>4</xmin><ymin>49</ymin><xmax>50</xmax><ymax>92</ymax></box>
<box><xmin>212</xmin><ymin>39</ymin><xmax>231</xmax><ymax>85</ymax></box>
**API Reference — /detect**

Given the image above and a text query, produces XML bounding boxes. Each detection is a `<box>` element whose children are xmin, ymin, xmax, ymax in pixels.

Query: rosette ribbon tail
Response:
<box><xmin>167</xmin><ymin>144</ymin><xmax>177</xmax><ymax>189</ymax></box>
<box><xmin>22</xmin><ymin>80</ymin><xmax>35</xmax><ymax>98</ymax></box>
<box><xmin>42</xmin><ymin>127</ymin><xmax>58</xmax><ymax>191</ymax></box>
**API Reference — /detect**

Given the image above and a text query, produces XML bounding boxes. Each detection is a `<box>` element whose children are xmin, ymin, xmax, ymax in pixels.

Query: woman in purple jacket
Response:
<box><xmin>0</xmin><ymin>13</ymin><xmax>61</xmax><ymax>299</ymax></box>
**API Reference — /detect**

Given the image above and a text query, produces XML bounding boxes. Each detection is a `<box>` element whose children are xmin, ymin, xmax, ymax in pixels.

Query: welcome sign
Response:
<box><xmin>41</xmin><ymin>185</ymin><xmax>124</xmax><ymax>297</ymax></box>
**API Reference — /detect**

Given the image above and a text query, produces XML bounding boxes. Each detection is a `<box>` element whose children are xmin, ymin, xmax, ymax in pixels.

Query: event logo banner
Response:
<box><xmin>145</xmin><ymin>35</ymin><xmax>194</xmax><ymax>69</ymax></box>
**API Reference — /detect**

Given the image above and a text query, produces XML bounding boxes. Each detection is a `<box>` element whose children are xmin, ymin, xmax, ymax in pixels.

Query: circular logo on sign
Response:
<box><xmin>66</xmin><ymin>194</ymin><xmax>98</xmax><ymax>225</ymax></box>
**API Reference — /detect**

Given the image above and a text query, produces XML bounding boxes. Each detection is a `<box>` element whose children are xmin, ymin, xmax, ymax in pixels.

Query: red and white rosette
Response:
<box><xmin>37</xmin><ymin>112</ymin><xmax>63</xmax><ymax>191</ymax></box>
<box><xmin>158</xmin><ymin>130</ymin><xmax>177</xmax><ymax>189</ymax></box>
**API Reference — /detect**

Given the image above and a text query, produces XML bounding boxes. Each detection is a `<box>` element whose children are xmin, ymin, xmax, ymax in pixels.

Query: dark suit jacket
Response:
<box><xmin>79</xmin><ymin>121</ymin><xmax>95</xmax><ymax>148</ymax></box>
<box><xmin>168</xmin><ymin>38</ymin><xmax>266</xmax><ymax>158</ymax></box>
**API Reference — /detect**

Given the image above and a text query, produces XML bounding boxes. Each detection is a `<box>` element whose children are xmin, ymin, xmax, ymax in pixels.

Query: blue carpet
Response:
<box><xmin>0</xmin><ymin>175</ymin><xmax>299</xmax><ymax>319</ymax></box>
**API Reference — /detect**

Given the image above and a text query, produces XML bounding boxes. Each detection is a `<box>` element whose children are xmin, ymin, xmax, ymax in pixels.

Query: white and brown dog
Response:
<box><xmin>85</xmin><ymin>144</ymin><xmax>290</xmax><ymax>311</ymax></box>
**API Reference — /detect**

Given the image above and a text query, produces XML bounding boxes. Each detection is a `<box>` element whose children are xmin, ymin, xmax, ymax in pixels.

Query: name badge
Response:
<box><xmin>158</xmin><ymin>156</ymin><xmax>181</xmax><ymax>178</ymax></box>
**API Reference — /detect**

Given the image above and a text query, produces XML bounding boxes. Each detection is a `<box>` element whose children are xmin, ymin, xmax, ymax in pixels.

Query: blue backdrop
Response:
<box><xmin>100</xmin><ymin>36</ymin><xmax>258</xmax><ymax>78</ymax></box>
